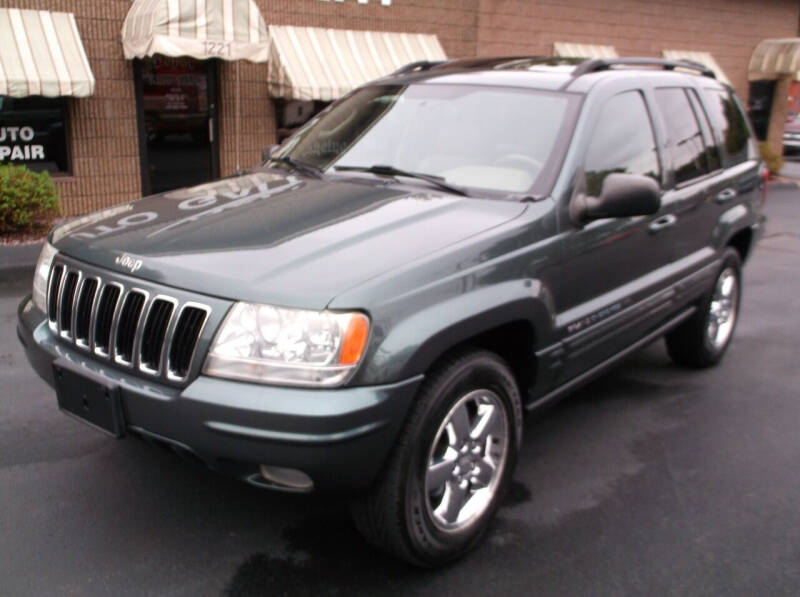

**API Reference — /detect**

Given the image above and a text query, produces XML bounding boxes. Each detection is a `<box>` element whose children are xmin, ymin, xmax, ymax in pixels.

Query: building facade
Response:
<box><xmin>1</xmin><ymin>0</ymin><xmax>798</xmax><ymax>217</ymax></box>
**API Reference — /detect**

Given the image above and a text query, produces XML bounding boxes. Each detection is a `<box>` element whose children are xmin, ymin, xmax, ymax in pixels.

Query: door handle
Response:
<box><xmin>648</xmin><ymin>214</ymin><xmax>677</xmax><ymax>233</ymax></box>
<box><xmin>208</xmin><ymin>117</ymin><xmax>214</xmax><ymax>143</ymax></box>
<box><xmin>715</xmin><ymin>188</ymin><xmax>737</xmax><ymax>203</ymax></box>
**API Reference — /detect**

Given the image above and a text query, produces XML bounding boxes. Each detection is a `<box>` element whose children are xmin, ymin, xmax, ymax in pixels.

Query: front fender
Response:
<box><xmin>353</xmin><ymin>279</ymin><xmax>554</xmax><ymax>385</ymax></box>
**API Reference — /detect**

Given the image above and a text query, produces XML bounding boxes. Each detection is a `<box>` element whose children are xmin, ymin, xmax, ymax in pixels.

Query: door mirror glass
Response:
<box><xmin>262</xmin><ymin>144</ymin><xmax>279</xmax><ymax>162</ymax></box>
<box><xmin>571</xmin><ymin>173</ymin><xmax>661</xmax><ymax>224</ymax></box>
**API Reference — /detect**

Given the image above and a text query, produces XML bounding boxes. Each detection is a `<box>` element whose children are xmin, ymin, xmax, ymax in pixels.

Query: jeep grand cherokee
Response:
<box><xmin>18</xmin><ymin>57</ymin><xmax>766</xmax><ymax>566</ymax></box>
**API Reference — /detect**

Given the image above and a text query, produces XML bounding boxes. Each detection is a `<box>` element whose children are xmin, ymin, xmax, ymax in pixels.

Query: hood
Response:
<box><xmin>51</xmin><ymin>170</ymin><xmax>527</xmax><ymax>309</ymax></box>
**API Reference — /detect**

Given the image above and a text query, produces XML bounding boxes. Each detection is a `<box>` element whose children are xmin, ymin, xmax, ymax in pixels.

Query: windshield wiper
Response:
<box><xmin>334</xmin><ymin>164</ymin><xmax>469</xmax><ymax>197</ymax></box>
<box><xmin>269</xmin><ymin>156</ymin><xmax>322</xmax><ymax>178</ymax></box>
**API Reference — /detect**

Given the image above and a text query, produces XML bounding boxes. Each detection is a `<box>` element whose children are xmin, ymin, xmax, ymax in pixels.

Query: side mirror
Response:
<box><xmin>261</xmin><ymin>144</ymin><xmax>279</xmax><ymax>162</ymax></box>
<box><xmin>570</xmin><ymin>173</ymin><xmax>661</xmax><ymax>225</ymax></box>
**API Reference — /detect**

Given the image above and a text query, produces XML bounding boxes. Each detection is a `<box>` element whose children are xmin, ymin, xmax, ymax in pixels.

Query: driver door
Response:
<box><xmin>554</xmin><ymin>89</ymin><xmax>672</xmax><ymax>379</ymax></box>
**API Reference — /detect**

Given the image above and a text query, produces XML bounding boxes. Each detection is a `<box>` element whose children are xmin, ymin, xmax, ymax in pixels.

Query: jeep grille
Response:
<box><xmin>46</xmin><ymin>263</ymin><xmax>209</xmax><ymax>382</ymax></box>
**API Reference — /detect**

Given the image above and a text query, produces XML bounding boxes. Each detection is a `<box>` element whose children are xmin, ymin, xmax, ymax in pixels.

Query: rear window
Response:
<box><xmin>654</xmin><ymin>88</ymin><xmax>710</xmax><ymax>185</ymax></box>
<box><xmin>702</xmin><ymin>88</ymin><xmax>751</xmax><ymax>166</ymax></box>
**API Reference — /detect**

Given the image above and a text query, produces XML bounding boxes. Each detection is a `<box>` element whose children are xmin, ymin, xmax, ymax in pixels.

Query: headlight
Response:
<box><xmin>203</xmin><ymin>302</ymin><xmax>370</xmax><ymax>387</ymax></box>
<box><xmin>31</xmin><ymin>242</ymin><xmax>58</xmax><ymax>312</ymax></box>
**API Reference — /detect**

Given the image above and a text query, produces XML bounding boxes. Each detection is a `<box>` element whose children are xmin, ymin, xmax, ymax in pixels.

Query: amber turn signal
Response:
<box><xmin>339</xmin><ymin>313</ymin><xmax>370</xmax><ymax>365</ymax></box>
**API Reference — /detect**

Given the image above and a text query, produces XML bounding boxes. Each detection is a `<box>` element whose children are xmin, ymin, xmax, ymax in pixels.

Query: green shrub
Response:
<box><xmin>759</xmin><ymin>141</ymin><xmax>784</xmax><ymax>177</ymax></box>
<box><xmin>0</xmin><ymin>164</ymin><xmax>60</xmax><ymax>233</ymax></box>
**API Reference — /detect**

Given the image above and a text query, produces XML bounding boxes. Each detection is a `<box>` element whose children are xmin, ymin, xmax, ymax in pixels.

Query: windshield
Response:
<box><xmin>276</xmin><ymin>84</ymin><xmax>579</xmax><ymax>195</ymax></box>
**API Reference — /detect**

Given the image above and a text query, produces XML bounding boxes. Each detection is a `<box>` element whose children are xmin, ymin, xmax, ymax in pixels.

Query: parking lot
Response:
<box><xmin>2</xmin><ymin>184</ymin><xmax>799</xmax><ymax>596</ymax></box>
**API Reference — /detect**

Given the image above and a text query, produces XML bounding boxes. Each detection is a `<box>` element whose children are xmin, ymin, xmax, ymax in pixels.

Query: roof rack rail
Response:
<box><xmin>572</xmin><ymin>57</ymin><xmax>716</xmax><ymax>79</ymax></box>
<box><xmin>391</xmin><ymin>60</ymin><xmax>445</xmax><ymax>75</ymax></box>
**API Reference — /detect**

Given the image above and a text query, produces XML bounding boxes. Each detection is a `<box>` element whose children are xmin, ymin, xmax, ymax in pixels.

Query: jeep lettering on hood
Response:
<box><xmin>50</xmin><ymin>168</ymin><xmax>527</xmax><ymax>309</ymax></box>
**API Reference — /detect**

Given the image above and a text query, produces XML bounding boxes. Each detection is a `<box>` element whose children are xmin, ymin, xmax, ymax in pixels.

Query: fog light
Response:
<box><xmin>260</xmin><ymin>464</ymin><xmax>314</xmax><ymax>492</ymax></box>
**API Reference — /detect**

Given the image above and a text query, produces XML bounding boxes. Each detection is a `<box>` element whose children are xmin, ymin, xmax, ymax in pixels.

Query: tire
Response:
<box><xmin>350</xmin><ymin>348</ymin><xmax>523</xmax><ymax>567</ymax></box>
<box><xmin>665</xmin><ymin>247</ymin><xmax>742</xmax><ymax>368</ymax></box>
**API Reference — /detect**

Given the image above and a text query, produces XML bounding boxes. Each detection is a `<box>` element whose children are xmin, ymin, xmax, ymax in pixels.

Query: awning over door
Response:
<box><xmin>662</xmin><ymin>50</ymin><xmax>729</xmax><ymax>84</ymax></box>
<box><xmin>553</xmin><ymin>42</ymin><xmax>618</xmax><ymax>59</ymax></box>
<box><xmin>122</xmin><ymin>0</ymin><xmax>269</xmax><ymax>62</ymax></box>
<box><xmin>749</xmin><ymin>38</ymin><xmax>800</xmax><ymax>80</ymax></box>
<box><xmin>267</xmin><ymin>25</ymin><xmax>447</xmax><ymax>101</ymax></box>
<box><xmin>0</xmin><ymin>8</ymin><xmax>95</xmax><ymax>98</ymax></box>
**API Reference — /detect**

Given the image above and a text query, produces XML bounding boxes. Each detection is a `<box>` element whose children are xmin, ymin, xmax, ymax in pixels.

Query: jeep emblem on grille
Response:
<box><xmin>114</xmin><ymin>253</ymin><xmax>143</xmax><ymax>273</ymax></box>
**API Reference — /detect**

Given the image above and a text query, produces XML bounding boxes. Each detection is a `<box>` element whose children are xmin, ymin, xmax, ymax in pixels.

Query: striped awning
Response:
<box><xmin>122</xmin><ymin>0</ymin><xmax>269</xmax><ymax>63</ymax></box>
<box><xmin>267</xmin><ymin>25</ymin><xmax>447</xmax><ymax>101</ymax></box>
<box><xmin>553</xmin><ymin>42</ymin><xmax>618</xmax><ymax>59</ymax></box>
<box><xmin>749</xmin><ymin>38</ymin><xmax>800</xmax><ymax>80</ymax></box>
<box><xmin>0</xmin><ymin>8</ymin><xmax>95</xmax><ymax>98</ymax></box>
<box><xmin>662</xmin><ymin>50</ymin><xmax>730</xmax><ymax>84</ymax></box>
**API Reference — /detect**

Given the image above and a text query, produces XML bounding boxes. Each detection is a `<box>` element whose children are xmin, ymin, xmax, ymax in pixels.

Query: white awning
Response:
<box><xmin>749</xmin><ymin>38</ymin><xmax>800</xmax><ymax>80</ymax></box>
<box><xmin>267</xmin><ymin>25</ymin><xmax>447</xmax><ymax>101</ymax></box>
<box><xmin>553</xmin><ymin>42</ymin><xmax>618</xmax><ymax>59</ymax></box>
<box><xmin>662</xmin><ymin>50</ymin><xmax>730</xmax><ymax>84</ymax></box>
<box><xmin>122</xmin><ymin>0</ymin><xmax>269</xmax><ymax>63</ymax></box>
<box><xmin>0</xmin><ymin>8</ymin><xmax>95</xmax><ymax>98</ymax></box>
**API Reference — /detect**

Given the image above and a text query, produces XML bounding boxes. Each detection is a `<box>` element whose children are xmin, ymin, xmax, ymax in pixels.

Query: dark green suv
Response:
<box><xmin>18</xmin><ymin>57</ymin><xmax>765</xmax><ymax>566</ymax></box>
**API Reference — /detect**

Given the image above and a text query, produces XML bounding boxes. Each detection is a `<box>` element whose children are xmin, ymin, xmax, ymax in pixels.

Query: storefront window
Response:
<box><xmin>0</xmin><ymin>97</ymin><xmax>70</xmax><ymax>175</ymax></box>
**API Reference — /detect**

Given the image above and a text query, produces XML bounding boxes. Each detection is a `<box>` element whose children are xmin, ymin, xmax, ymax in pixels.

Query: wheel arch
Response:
<box><xmin>727</xmin><ymin>226</ymin><xmax>754</xmax><ymax>263</ymax></box>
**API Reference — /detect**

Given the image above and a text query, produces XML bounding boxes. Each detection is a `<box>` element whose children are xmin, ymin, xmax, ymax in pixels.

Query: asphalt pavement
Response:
<box><xmin>1</xmin><ymin>186</ymin><xmax>800</xmax><ymax>596</ymax></box>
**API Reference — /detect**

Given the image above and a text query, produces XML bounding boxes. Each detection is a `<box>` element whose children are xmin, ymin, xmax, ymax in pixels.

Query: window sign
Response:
<box><xmin>0</xmin><ymin>97</ymin><xmax>70</xmax><ymax>174</ymax></box>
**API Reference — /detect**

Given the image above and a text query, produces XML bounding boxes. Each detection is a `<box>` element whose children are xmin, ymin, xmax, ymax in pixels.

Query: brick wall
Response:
<box><xmin>3</xmin><ymin>0</ymin><xmax>798</xmax><ymax>216</ymax></box>
<box><xmin>477</xmin><ymin>0</ymin><xmax>800</xmax><ymax>101</ymax></box>
<box><xmin>217</xmin><ymin>0</ymin><xmax>480</xmax><ymax>178</ymax></box>
<box><xmin>3</xmin><ymin>1</ymin><xmax>140</xmax><ymax>216</ymax></box>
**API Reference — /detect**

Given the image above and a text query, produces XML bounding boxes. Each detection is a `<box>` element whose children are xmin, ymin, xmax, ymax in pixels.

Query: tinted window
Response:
<box><xmin>703</xmin><ymin>88</ymin><xmax>751</xmax><ymax>166</ymax></box>
<box><xmin>584</xmin><ymin>91</ymin><xmax>660</xmax><ymax>197</ymax></box>
<box><xmin>655</xmin><ymin>88</ymin><xmax>709</xmax><ymax>185</ymax></box>
<box><xmin>687</xmin><ymin>89</ymin><xmax>721</xmax><ymax>171</ymax></box>
<box><xmin>0</xmin><ymin>97</ymin><xmax>70</xmax><ymax>174</ymax></box>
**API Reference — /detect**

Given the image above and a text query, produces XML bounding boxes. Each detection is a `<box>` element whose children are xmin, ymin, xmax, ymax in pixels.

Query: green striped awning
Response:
<box><xmin>122</xmin><ymin>0</ymin><xmax>269</xmax><ymax>63</ymax></box>
<box><xmin>0</xmin><ymin>8</ymin><xmax>95</xmax><ymax>98</ymax></box>
<box><xmin>267</xmin><ymin>25</ymin><xmax>447</xmax><ymax>101</ymax></box>
<box><xmin>749</xmin><ymin>38</ymin><xmax>800</xmax><ymax>80</ymax></box>
<box><xmin>662</xmin><ymin>50</ymin><xmax>730</xmax><ymax>84</ymax></box>
<box><xmin>553</xmin><ymin>42</ymin><xmax>618</xmax><ymax>59</ymax></box>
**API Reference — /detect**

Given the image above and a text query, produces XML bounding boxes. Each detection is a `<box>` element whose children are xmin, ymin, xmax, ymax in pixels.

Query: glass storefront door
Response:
<box><xmin>134</xmin><ymin>57</ymin><xmax>219</xmax><ymax>195</ymax></box>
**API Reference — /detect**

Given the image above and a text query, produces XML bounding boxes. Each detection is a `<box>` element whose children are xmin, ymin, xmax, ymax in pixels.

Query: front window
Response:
<box><xmin>276</xmin><ymin>84</ymin><xmax>580</xmax><ymax>195</ymax></box>
<box><xmin>0</xmin><ymin>96</ymin><xmax>70</xmax><ymax>175</ymax></box>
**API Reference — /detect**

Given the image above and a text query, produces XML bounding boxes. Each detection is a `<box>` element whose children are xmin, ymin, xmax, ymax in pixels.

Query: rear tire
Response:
<box><xmin>666</xmin><ymin>247</ymin><xmax>742</xmax><ymax>368</ymax></box>
<box><xmin>350</xmin><ymin>349</ymin><xmax>523</xmax><ymax>567</ymax></box>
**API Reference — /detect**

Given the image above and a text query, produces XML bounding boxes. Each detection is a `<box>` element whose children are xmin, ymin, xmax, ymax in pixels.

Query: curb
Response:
<box><xmin>0</xmin><ymin>242</ymin><xmax>41</xmax><ymax>283</ymax></box>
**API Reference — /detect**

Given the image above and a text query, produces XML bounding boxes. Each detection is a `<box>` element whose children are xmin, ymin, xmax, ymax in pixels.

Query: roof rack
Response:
<box><xmin>572</xmin><ymin>57</ymin><xmax>716</xmax><ymax>79</ymax></box>
<box><xmin>391</xmin><ymin>60</ymin><xmax>445</xmax><ymax>75</ymax></box>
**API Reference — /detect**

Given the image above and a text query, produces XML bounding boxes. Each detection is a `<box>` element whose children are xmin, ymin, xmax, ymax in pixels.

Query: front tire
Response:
<box><xmin>666</xmin><ymin>247</ymin><xmax>742</xmax><ymax>368</ymax></box>
<box><xmin>351</xmin><ymin>349</ymin><xmax>523</xmax><ymax>567</ymax></box>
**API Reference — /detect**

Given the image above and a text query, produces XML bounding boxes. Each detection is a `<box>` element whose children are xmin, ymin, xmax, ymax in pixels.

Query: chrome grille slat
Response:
<box><xmin>94</xmin><ymin>283</ymin><xmax>122</xmax><ymax>356</ymax></box>
<box><xmin>74</xmin><ymin>277</ymin><xmax>99</xmax><ymax>349</ymax></box>
<box><xmin>59</xmin><ymin>271</ymin><xmax>80</xmax><ymax>338</ymax></box>
<box><xmin>47</xmin><ymin>265</ymin><xmax>64</xmax><ymax>326</ymax></box>
<box><xmin>139</xmin><ymin>297</ymin><xmax>176</xmax><ymax>375</ymax></box>
<box><xmin>167</xmin><ymin>304</ymin><xmax>210</xmax><ymax>381</ymax></box>
<box><xmin>45</xmin><ymin>259</ymin><xmax>211</xmax><ymax>385</ymax></box>
<box><xmin>115</xmin><ymin>290</ymin><xmax>147</xmax><ymax>366</ymax></box>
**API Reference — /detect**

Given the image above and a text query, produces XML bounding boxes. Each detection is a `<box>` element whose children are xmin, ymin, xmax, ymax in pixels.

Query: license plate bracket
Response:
<box><xmin>53</xmin><ymin>358</ymin><xmax>125</xmax><ymax>438</ymax></box>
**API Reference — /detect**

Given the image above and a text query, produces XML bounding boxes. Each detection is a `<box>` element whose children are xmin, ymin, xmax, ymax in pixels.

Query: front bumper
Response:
<box><xmin>17</xmin><ymin>296</ymin><xmax>422</xmax><ymax>492</ymax></box>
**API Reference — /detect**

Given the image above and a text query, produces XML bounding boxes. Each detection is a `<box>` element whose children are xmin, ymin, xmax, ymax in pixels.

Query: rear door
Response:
<box><xmin>699</xmin><ymin>86</ymin><xmax>762</xmax><ymax>246</ymax></box>
<box><xmin>651</xmin><ymin>87</ymin><xmax>720</xmax><ymax>264</ymax></box>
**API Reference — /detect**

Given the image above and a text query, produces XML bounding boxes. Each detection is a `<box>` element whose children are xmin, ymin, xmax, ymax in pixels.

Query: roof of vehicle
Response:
<box><xmin>380</xmin><ymin>56</ymin><xmax>730</xmax><ymax>94</ymax></box>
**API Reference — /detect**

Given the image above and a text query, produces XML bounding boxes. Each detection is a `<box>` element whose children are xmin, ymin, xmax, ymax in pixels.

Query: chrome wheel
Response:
<box><xmin>424</xmin><ymin>389</ymin><xmax>510</xmax><ymax>533</ymax></box>
<box><xmin>707</xmin><ymin>267</ymin><xmax>738</xmax><ymax>350</ymax></box>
